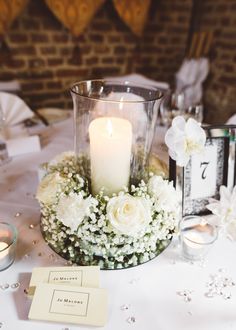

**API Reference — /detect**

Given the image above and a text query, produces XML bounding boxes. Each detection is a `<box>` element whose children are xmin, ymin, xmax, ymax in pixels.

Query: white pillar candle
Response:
<box><xmin>89</xmin><ymin>117</ymin><xmax>132</xmax><ymax>196</ymax></box>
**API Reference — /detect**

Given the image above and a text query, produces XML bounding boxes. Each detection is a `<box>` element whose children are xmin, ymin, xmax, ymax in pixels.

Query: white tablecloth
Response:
<box><xmin>0</xmin><ymin>118</ymin><xmax>236</xmax><ymax>330</ymax></box>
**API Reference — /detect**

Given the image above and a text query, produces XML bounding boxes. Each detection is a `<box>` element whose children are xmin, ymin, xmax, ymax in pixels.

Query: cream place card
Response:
<box><xmin>28</xmin><ymin>283</ymin><xmax>108</xmax><ymax>327</ymax></box>
<box><xmin>6</xmin><ymin>135</ymin><xmax>41</xmax><ymax>157</ymax></box>
<box><xmin>28</xmin><ymin>266</ymin><xmax>100</xmax><ymax>296</ymax></box>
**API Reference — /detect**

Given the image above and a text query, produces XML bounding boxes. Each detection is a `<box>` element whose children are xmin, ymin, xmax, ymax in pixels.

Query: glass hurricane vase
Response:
<box><xmin>70</xmin><ymin>79</ymin><xmax>163</xmax><ymax>196</ymax></box>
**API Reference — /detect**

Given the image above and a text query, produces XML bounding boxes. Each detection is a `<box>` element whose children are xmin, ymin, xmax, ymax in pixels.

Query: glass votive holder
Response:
<box><xmin>0</xmin><ymin>222</ymin><xmax>17</xmax><ymax>271</ymax></box>
<box><xmin>184</xmin><ymin>104</ymin><xmax>203</xmax><ymax>124</ymax></box>
<box><xmin>179</xmin><ymin>216</ymin><xmax>218</xmax><ymax>261</ymax></box>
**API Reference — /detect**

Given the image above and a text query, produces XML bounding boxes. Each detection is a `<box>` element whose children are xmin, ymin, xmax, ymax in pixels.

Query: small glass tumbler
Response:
<box><xmin>184</xmin><ymin>104</ymin><xmax>203</xmax><ymax>124</ymax></box>
<box><xmin>160</xmin><ymin>90</ymin><xmax>185</xmax><ymax>127</ymax></box>
<box><xmin>179</xmin><ymin>216</ymin><xmax>218</xmax><ymax>261</ymax></box>
<box><xmin>0</xmin><ymin>222</ymin><xmax>17</xmax><ymax>271</ymax></box>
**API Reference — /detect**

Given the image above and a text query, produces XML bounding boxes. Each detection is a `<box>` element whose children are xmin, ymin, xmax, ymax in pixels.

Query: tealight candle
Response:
<box><xmin>89</xmin><ymin>117</ymin><xmax>132</xmax><ymax>196</ymax></box>
<box><xmin>0</xmin><ymin>222</ymin><xmax>17</xmax><ymax>271</ymax></box>
<box><xmin>0</xmin><ymin>241</ymin><xmax>9</xmax><ymax>259</ymax></box>
<box><xmin>179</xmin><ymin>216</ymin><xmax>218</xmax><ymax>261</ymax></box>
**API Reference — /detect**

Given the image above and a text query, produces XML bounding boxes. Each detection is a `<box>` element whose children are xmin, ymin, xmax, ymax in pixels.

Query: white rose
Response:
<box><xmin>36</xmin><ymin>172</ymin><xmax>67</xmax><ymax>205</ymax></box>
<box><xmin>107</xmin><ymin>194</ymin><xmax>152</xmax><ymax>236</ymax></box>
<box><xmin>49</xmin><ymin>151</ymin><xmax>75</xmax><ymax>166</ymax></box>
<box><xmin>56</xmin><ymin>192</ymin><xmax>94</xmax><ymax>232</ymax></box>
<box><xmin>148</xmin><ymin>175</ymin><xmax>179</xmax><ymax>211</ymax></box>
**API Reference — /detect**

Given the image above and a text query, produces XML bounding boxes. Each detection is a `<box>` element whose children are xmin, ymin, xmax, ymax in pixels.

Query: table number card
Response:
<box><xmin>190</xmin><ymin>144</ymin><xmax>217</xmax><ymax>199</ymax></box>
<box><xmin>28</xmin><ymin>266</ymin><xmax>100</xmax><ymax>296</ymax></box>
<box><xmin>182</xmin><ymin>136</ymin><xmax>229</xmax><ymax>216</ymax></box>
<box><xmin>28</xmin><ymin>283</ymin><xmax>108</xmax><ymax>327</ymax></box>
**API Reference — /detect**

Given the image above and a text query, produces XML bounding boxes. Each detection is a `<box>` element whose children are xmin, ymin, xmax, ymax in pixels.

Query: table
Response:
<box><xmin>0</xmin><ymin>118</ymin><xmax>236</xmax><ymax>330</ymax></box>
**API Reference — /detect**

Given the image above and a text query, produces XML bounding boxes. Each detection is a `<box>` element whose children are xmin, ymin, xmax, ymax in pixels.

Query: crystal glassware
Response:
<box><xmin>184</xmin><ymin>104</ymin><xmax>203</xmax><ymax>123</ymax></box>
<box><xmin>179</xmin><ymin>215</ymin><xmax>218</xmax><ymax>261</ymax></box>
<box><xmin>160</xmin><ymin>90</ymin><xmax>185</xmax><ymax>128</ymax></box>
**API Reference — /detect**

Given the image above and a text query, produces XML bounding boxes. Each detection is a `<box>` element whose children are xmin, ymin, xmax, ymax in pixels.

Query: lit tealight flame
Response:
<box><xmin>106</xmin><ymin>119</ymin><xmax>113</xmax><ymax>137</ymax></box>
<box><xmin>200</xmin><ymin>218</ymin><xmax>207</xmax><ymax>226</ymax></box>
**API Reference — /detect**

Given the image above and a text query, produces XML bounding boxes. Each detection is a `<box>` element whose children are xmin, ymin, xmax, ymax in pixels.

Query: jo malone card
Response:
<box><xmin>28</xmin><ymin>266</ymin><xmax>100</xmax><ymax>296</ymax></box>
<box><xmin>28</xmin><ymin>283</ymin><xmax>108</xmax><ymax>327</ymax></box>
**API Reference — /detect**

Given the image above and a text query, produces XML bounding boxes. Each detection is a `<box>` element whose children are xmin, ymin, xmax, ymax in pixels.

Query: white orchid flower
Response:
<box><xmin>165</xmin><ymin>116</ymin><xmax>206</xmax><ymax>166</ymax></box>
<box><xmin>207</xmin><ymin>185</ymin><xmax>236</xmax><ymax>241</ymax></box>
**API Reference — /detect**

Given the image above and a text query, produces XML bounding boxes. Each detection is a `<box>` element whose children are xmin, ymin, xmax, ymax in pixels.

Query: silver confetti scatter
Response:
<box><xmin>223</xmin><ymin>292</ymin><xmax>232</xmax><ymax>300</ymax></box>
<box><xmin>205</xmin><ymin>269</ymin><xmax>235</xmax><ymax>300</ymax></box>
<box><xmin>15</xmin><ymin>212</ymin><xmax>21</xmax><ymax>217</ymax></box>
<box><xmin>11</xmin><ymin>283</ymin><xmax>20</xmax><ymax>289</ymax></box>
<box><xmin>120</xmin><ymin>304</ymin><xmax>130</xmax><ymax>311</ymax></box>
<box><xmin>29</xmin><ymin>224</ymin><xmax>35</xmax><ymax>229</ymax></box>
<box><xmin>218</xmin><ymin>268</ymin><xmax>226</xmax><ymax>273</ymax></box>
<box><xmin>184</xmin><ymin>296</ymin><xmax>192</xmax><ymax>302</ymax></box>
<box><xmin>205</xmin><ymin>291</ymin><xmax>215</xmax><ymax>298</ymax></box>
<box><xmin>24</xmin><ymin>288</ymin><xmax>29</xmax><ymax>295</ymax></box>
<box><xmin>0</xmin><ymin>283</ymin><xmax>9</xmax><ymax>290</ymax></box>
<box><xmin>129</xmin><ymin>278</ymin><xmax>140</xmax><ymax>284</ymax></box>
<box><xmin>23</xmin><ymin>253</ymin><xmax>30</xmax><ymax>259</ymax></box>
<box><xmin>177</xmin><ymin>290</ymin><xmax>193</xmax><ymax>302</ymax></box>
<box><xmin>127</xmin><ymin>316</ymin><xmax>136</xmax><ymax>324</ymax></box>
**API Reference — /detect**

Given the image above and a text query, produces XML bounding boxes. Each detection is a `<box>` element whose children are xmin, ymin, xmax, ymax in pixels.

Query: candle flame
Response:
<box><xmin>107</xmin><ymin>119</ymin><xmax>113</xmax><ymax>137</ymax></box>
<box><xmin>200</xmin><ymin>218</ymin><xmax>207</xmax><ymax>226</ymax></box>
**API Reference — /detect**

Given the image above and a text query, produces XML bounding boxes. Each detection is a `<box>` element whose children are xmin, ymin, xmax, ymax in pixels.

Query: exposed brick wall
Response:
<box><xmin>197</xmin><ymin>0</ymin><xmax>236</xmax><ymax>124</ymax></box>
<box><xmin>0</xmin><ymin>0</ymin><xmax>192</xmax><ymax>110</ymax></box>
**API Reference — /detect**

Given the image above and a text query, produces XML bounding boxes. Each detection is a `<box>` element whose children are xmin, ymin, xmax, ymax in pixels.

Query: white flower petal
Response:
<box><xmin>168</xmin><ymin>149</ymin><xmax>177</xmax><ymax>161</ymax></box>
<box><xmin>164</xmin><ymin>115</ymin><xmax>206</xmax><ymax>167</ymax></box>
<box><xmin>176</xmin><ymin>153</ymin><xmax>190</xmax><ymax>167</ymax></box>
<box><xmin>172</xmin><ymin>116</ymin><xmax>186</xmax><ymax>130</ymax></box>
<box><xmin>225</xmin><ymin>220</ymin><xmax>236</xmax><ymax>241</ymax></box>
<box><xmin>173</xmin><ymin>137</ymin><xmax>186</xmax><ymax>153</ymax></box>
<box><xmin>207</xmin><ymin>185</ymin><xmax>236</xmax><ymax>241</ymax></box>
<box><xmin>185</xmin><ymin>121</ymin><xmax>205</xmax><ymax>148</ymax></box>
<box><xmin>164</xmin><ymin>127</ymin><xmax>175</xmax><ymax>147</ymax></box>
<box><xmin>220</xmin><ymin>186</ymin><xmax>231</xmax><ymax>206</ymax></box>
<box><xmin>206</xmin><ymin>201</ymin><xmax>222</xmax><ymax>217</ymax></box>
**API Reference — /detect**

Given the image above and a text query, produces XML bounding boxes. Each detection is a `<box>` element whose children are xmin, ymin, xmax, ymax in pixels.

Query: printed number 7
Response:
<box><xmin>200</xmin><ymin>162</ymin><xmax>209</xmax><ymax>180</ymax></box>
